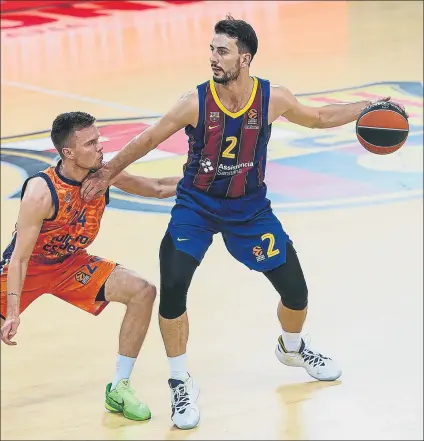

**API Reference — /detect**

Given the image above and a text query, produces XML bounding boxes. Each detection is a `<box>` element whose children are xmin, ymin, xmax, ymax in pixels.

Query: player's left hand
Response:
<box><xmin>1</xmin><ymin>316</ymin><xmax>20</xmax><ymax>346</ymax></box>
<box><xmin>371</xmin><ymin>96</ymin><xmax>409</xmax><ymax>118</ymax></box>
<box><xmin>81</xmin><ymin>166</ymin><xmax>112</xmax><ymax>202</ymax></box>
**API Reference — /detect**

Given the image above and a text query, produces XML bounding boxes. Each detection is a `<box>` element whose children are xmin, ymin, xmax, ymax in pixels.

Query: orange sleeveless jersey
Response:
<box><xmin>2</xmin><ymin>162</ymin><xmax>109</xmax><ymax>267</ymax></box>
<box><xmin>0</xmin><ymin>162</ymin><xmax>116</xmax><ymax>318</ymax></box>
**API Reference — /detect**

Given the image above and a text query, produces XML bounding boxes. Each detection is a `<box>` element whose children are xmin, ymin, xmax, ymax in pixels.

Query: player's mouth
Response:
<box><xmin>212</xmin><ymin>66</ymin><xmax>222</xmax><ymax>74</ymax></box>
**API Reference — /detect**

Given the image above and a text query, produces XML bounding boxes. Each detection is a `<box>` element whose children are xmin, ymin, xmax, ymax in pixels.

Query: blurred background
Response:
<box><xmin>1</xmin><ymin>1</ymin><xmax>423</xmax><ymax>440</ymax></box>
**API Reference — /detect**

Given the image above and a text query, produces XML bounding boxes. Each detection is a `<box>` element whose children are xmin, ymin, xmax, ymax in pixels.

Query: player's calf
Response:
<box><xmin>264</xmin><ymin>243</ymin><xmax>341</xmax><ymax>381</ymax></box>
<box><xmin>159</xmin><ymin>232</ymin><xmax>201</xmax><ymax>429</ymax></box>
<box><xmin>102</xmin><ymin>266</ymin><xmax>156</xmax><ymax>420</ymax></box>
<box><xmin>105</xmin><ymin>266</ymin><xmax>156</xmax><ymax>359</ymax></box>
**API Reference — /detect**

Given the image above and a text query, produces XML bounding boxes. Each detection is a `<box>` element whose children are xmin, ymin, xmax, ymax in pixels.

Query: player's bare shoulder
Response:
<box><xmin>21</xmin><ymin>176</ymin><xmax>54</xmax><ymax>220</ymax></box>
<box><xmin>179</xmin><ymin>89</ymin><xmax>198</xmax><ymax>106</ymax></box>
<box><xmin>268</xmin><ymin>84</ymin><xmax>298</xmax><ymax>124</ymax></box>
<box><xmin>175</xmin><ymin>88</ymin><xmax>199</xmax><ymax>128</ymax></box>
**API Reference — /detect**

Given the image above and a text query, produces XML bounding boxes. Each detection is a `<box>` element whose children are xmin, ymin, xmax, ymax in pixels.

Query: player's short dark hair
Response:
<box><xmin>51</xmin><ymin>111</ymin><xmax>96</xmax><ymax>157</ymax></box>
<box><xmin>214</xmin><ymin>14</ymin><xmax>258</xmax><ymax>63</ymax></box>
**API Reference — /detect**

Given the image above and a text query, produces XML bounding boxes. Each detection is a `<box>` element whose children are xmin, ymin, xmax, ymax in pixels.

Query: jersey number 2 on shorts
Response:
<box><xmin>261</xmin><ymin>233</ymin><xmax>280</xmax><ymax>257</ymax></box>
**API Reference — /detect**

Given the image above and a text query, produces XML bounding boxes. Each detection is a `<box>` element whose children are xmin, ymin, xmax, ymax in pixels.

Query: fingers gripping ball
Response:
<box><xmin>356</xmin><ymin>101</ymin><xmax>409</xmax><ymax>155</ymax></box>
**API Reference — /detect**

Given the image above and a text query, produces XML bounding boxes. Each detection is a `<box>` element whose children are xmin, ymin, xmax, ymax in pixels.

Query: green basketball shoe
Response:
<box><xmin>105</xmin><ymin>379</ymin><xmax>151</xmax><ymax>421</ymax></box>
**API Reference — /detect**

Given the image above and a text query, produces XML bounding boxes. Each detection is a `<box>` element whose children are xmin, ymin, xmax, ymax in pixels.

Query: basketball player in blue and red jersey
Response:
<box><xmin>1</xmin><ymin>112</ymin><xmax>180</xmax><ymax>422</ymax></box>
<box><xmin>81</xmin><ymin>16</ymin><xmax>407</xmax><ymax>430</ymax></box>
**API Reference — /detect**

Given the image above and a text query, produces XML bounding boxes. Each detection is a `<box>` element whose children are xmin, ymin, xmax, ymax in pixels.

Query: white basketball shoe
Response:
<box><xmin>275</xmin><ymin>336</ymin><xmax>342</xmax><ymax>381</ymax></box>
<box><xmin>168</xmin><ymin>375</ymin><xmax>200</xmax><ymax>430</ymax></box>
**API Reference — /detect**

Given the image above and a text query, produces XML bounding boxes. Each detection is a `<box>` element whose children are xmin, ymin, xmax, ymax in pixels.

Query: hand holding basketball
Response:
<box><xmin>356</xmin><ymin>97</ymin><xmax>409</xmax><ymax>155</ymax></box>
<box><xmin>369</xmin><ymin>96</ymin><xmax>409</xmax><ymax>117</ymax></box>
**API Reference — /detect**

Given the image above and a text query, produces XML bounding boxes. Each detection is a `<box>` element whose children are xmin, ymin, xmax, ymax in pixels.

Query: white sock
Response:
<box><xmin>111</xmin><ymin>354</ymin><xmax>136</xmax><ymax>390</ymax></box>
<box><xmin>168</xmin><ymin>353</ymin><xmax>189</xmax><ymax>381</ymax></box>
<box><xmin>281</xmin><ymin>329</ymin><xmax>302</xmax><ymax>352</ymax></box>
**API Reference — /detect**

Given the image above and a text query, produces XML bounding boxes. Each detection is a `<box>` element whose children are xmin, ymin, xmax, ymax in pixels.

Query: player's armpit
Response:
<box><xmin>269</xmin><ymin>85</ymin><xmax>321</xmax><ymax>128</ymax></box>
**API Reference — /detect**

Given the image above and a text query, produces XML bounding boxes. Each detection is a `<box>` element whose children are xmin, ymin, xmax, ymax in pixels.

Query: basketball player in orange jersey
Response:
<box><xmin>81</xmin><ymin>16</ymin><xmax>407</xmax><ymax>429</ymax></box>
<box><xmin>0</xmin><ymin>111</ymin><xmax>180</xmax><ymax>422</ymax></box>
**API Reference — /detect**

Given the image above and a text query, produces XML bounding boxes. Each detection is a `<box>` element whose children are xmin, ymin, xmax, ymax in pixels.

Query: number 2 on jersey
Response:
<box><xmin>222</xmin><ymin>136</ymin><xmax>237</xmax><ymax>159</ymax></box>
<box><xmin>261</xmin><ymin>233</ymin><xmax>280</xmax><ymax>257</ymax></box>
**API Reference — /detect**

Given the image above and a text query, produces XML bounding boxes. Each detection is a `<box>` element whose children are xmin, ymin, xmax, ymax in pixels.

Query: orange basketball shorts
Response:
<box><xmin>0</xmin><ymin>251</ymin><xmax>117</xmax><ymax>319</ymax></box>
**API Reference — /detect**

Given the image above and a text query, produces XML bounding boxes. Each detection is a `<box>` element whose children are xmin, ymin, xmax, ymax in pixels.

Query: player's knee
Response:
<box><xmin>266</xmin><ymin>270</ymin><xmax>309</xmax><ymax>311</ymax></box>
<box><xmin>128</xmin><ymin>280</ymin><xmax>157</xmax><ymax>308</ymax></box>
<box><xmin>159</xmin><ymin>274</ymin><xmax>190</xmax><ymax>319</ymax></box>
<box><xmin>281</xmin><ymin>285</ymin><xmax>308</xmax><ymax>310</ymax></box>
<box><xmin>264</xmin><ymin>243</ymin><xmax>308</xmax><ymax>311</ymax></box>
<box><xmin>158</xmin><ymin>232</ymin><xmax>199</xmax><ymax>320</ymax></box>
<box><xmin>265</xmin><ymin>265</ymin><xmax>308</xmax><ymax>311</ymax></box>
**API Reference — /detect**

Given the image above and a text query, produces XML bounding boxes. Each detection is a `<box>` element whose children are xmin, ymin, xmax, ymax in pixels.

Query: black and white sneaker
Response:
<box><xmin>275</xmin><ymin>336</ymin><xmax>342</xmax><ymax>381</ymax></box>
<box><xmin>168</xmin><ymin>375</ymin><xmax>200</xmax><ymax>429</ymax></box>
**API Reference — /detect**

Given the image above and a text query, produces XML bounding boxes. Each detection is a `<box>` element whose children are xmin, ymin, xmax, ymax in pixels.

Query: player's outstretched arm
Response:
<box><xmin>1</xmin><ymin>178</ymin><xmax>52</xmax><ymax>346</ymax></box>
<box><xmin>81</xmin><ymin>90</ymin><xmax>198</xmax><ymax>202</ymax></box>
<box><xmin>268</xmin><ymin>84</ymin><xmax>398</xmax><ymax>129</ymax></box>
<box><xmin>111</xmin><ymin>171</ymin><xmax>180</xmax><ymax>199</ymax></box>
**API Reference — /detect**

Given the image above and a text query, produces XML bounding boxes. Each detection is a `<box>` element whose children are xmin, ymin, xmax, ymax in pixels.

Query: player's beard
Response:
<box><xmin>213</xmin><ymin>60</ymin><xmax>241</xmax><ymax>85</ymax></box>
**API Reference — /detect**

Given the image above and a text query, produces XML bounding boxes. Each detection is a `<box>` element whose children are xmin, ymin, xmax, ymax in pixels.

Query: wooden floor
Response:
<box><xmin>1</xmin><ymin>1</ymin><xmax>423</xmax><ymax>439</ymax></box>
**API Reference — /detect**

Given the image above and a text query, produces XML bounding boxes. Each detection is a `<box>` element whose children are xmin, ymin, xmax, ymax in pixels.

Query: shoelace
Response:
<box><xmin>172</xmin><ymin>383</ymin><xmax>191</xmax><ymax>413</ymax></box>
<box><xmin>282</xmin><ymin>335</ymin><xmax>331</xmax><ymax>368</ymax></box>
<box><xmin>303</xmin><ymin>335</ymin><xmax>331</xmax><ymax>367</ymax></box>
<box><xmin>301</xmin><ymin>347</ymin><xmax>329</xmax><ymax>368</ymax></box>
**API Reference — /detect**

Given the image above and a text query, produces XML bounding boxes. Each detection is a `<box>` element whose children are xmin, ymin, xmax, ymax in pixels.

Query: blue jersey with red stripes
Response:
<box><xmin>168</xmin><ymin>77</ymin><xmax>292</xmax><ymax>270</ymax></box>
<box><xmin>181</xmin><ymin>76</ymin><xmax>272</xmax><ymax>199</ymax></box>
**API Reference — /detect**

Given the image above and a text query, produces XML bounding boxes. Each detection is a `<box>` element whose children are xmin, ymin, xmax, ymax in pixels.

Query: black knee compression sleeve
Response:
<box><xmin>263</xmin><ymin>242</ymin><xmax>308</xmax><ymax>310</ymax></box>
<box><xmin>159</xmin><ymin>232</ymin><xmax>199</xmax><ymax>319</ymax></box>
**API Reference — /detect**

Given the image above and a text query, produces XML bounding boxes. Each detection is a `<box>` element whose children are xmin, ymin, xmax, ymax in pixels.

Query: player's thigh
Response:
<box><xmin>103</xmin><ymin>265</ymin><xmax>156</xmax><ymax>306</ymax></box>
<box><xmin>223</xmin><ymin>209</ymin><xmax>292</xmax><ymax>272</ymax></box>
<box><xmin>1</xmin><ymin>266</ymin><xmax>47</xmax><ymax>320</ymax></box>
<box><xmin>165</xmin><ymin>204</ymin><xmax>217</xmax><ymax>264</ymax></box>
<box><xmin>52</xmin><ymin>253</ymin><xmax>117</xmax><ymax>316</ymax></box>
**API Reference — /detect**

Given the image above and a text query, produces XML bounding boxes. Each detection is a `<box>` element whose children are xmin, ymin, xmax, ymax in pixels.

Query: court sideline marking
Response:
<box><xmin>2</xmin><ymin>80</ymin><xmax>154</xmax><ymax>115</ymax></box>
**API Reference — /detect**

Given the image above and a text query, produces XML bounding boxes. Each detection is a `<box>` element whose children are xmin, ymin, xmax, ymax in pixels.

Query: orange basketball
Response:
<box><xmin>356</xmin><ymin>101</ymin><xmax>409</xmax><ymax>155</ymax></box>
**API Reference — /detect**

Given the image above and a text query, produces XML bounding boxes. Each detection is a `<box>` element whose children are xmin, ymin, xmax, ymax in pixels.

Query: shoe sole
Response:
<box><xmin>175</xmin><ymin>419</ymin><xmax>200</xmax><ymax>430</ymax></box>
<box><xmin>174</xmin><ymin>412</ymin><xmax>200</xmax><ymax>430</ymax></box>
<box><xmin>105</xmin><ymin>402</ymin><xmax>151</xmax><ymax>421</ymax></box>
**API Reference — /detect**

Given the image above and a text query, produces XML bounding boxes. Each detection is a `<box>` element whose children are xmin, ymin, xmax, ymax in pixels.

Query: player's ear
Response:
<box><xmin>61</xmin><ymin>146</ymin><xmax>74</xmax><ymax>160</ymax></box>
<box><xmin>241</xmin><ymin>53</ymin><xmax>251</xmax><ymax>68</ymax></box>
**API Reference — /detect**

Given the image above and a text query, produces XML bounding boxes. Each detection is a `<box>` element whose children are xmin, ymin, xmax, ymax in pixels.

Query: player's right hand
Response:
<box><xmin>81</xmin><ymin>166</ymin><xmax>111</xmax><ymax>202</ymax></box>
<box><xmin>1</xmin><ymin>316</ymin><xmax>20</xmax><ymax>346</ymax></box>
<box><xmin>371</xmin><ymin>96</ymin><xmax>409</xmax><ymax>118</ymax></box>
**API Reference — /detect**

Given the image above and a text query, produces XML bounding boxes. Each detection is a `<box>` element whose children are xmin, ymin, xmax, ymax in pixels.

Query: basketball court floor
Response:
<box><xmin>1</xmin><ymin>1</ymin><xmax>423</xmax><ymax>439</ymax></box>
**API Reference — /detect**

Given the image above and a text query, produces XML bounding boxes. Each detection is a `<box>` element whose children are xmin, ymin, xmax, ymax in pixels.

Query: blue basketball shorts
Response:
<box><xmin>166</xmin><ymin>199</ymin><xmax>292</xmax><ymax>272</ymax></box>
